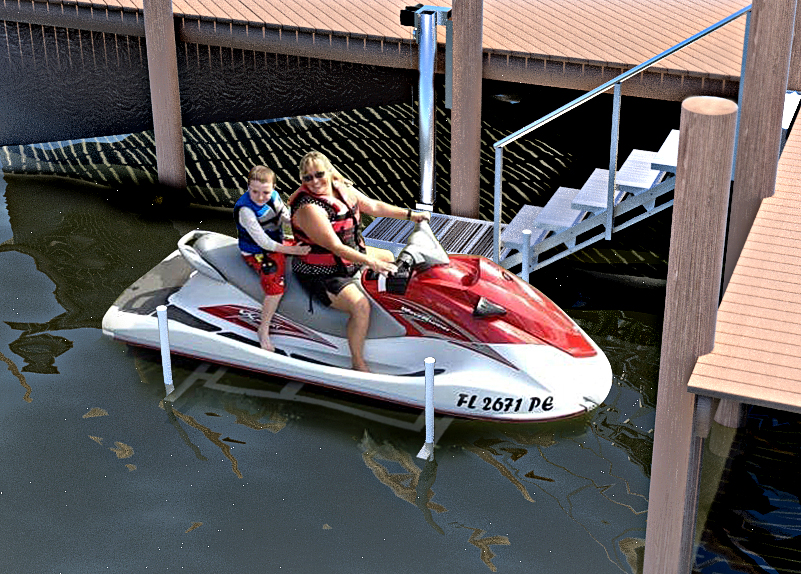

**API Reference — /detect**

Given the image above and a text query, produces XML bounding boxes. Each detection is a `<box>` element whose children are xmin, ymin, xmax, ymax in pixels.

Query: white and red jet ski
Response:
<box><xmin>102</xmin><ymin>221</ymin><xmax>612</xmax><ymax>422</ymax></box>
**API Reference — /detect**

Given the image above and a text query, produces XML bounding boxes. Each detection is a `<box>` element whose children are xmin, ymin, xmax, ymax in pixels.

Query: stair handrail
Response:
<box><xmin>492</xmin><ymin>4</ymin><xmax>752</xmax><ymax>264</ymax></box>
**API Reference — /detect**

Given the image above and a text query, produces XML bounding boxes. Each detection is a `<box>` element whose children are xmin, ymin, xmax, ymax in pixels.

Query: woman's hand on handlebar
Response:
<box><xmin>366</xmin><ymin>257</ymin><xmax>398</xmax><ymax>276</ymax></box>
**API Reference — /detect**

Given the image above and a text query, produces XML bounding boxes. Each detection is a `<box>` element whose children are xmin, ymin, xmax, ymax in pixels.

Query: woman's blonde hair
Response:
<box><xmin>298</xmin><ymin>151</ymin><xmax>352</xmax><ymax>187</ymax></box>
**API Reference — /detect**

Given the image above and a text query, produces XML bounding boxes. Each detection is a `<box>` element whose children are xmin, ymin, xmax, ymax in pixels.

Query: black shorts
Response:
<box><xmin>296</xmin><ymin>270</ymin><xmax>361</xmax><ymax>307</ymax></box>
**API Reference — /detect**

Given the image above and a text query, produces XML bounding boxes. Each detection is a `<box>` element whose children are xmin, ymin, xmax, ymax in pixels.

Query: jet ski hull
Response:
<box><xmin>102</xmin><ymin>231</ymin><xmax>613</xmax><ymax>422</ymax></box>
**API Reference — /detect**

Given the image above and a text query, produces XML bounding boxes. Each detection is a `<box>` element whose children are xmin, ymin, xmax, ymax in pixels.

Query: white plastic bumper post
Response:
<box><xmin>416</xmin><ymin>357</ymin><xmax>436</xmax><ymax>461</ymax></box>
<box><xmin>156</xmin><ymin>305</ymin><xmax>175</xmax><ymax>397</ymax></box>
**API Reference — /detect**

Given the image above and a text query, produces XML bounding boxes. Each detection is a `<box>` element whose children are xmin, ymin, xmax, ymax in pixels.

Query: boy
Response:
<box><xmin>235</xmin><ymin>165</ymin><xmax>310</xmax><ymax>351</ymax></box>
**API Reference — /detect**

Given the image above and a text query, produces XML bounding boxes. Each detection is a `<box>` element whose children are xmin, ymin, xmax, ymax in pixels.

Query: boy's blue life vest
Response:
<box><xmin>233</xmin><ymin>190</ymin><xmax>285</xmax><ymax>254</ymax></box>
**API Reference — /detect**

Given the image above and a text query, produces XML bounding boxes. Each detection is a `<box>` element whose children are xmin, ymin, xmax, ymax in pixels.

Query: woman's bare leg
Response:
<box><xmin>327</xmin><ymin>283</ymin><xmax>371</xmax><ymax>372</ymax></box>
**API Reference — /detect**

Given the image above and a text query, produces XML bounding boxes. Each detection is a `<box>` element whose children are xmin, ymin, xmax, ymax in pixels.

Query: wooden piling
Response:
<box><xmin>725</xmin><ymin>0</ymin><xmax>796</xmax><ymax>287</ymax></box>
<box><xmin>143</xmin><ymin>0</ymin><xmax>186</xmax><ymax>189</ymax></box>
<box><xmin>643</xmin><ymin>96</ymin><xmax>738</xmax><ymax>574</ymax></box>
<box><xmin>449</xmin><ymin>0</ymin><xmax>483</xmax><ymax>218</ymax></box>
<box><xmin>788</xmin><ymin>0</ymin><xmax>801</xmax><ymax>91</ymax></box>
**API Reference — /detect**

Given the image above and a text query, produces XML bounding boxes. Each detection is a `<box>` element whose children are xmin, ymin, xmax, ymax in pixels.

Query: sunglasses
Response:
<box><xmin>302</xmin><ymin>171</ymin><xmax>326</xmax><ymax>183</ymax></box>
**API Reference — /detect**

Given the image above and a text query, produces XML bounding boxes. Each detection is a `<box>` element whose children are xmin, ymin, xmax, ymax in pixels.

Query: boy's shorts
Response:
<box><xmin>243</xmin><ymin>252</ymin><xmax>286</xmax><ymax>295</ymax></box>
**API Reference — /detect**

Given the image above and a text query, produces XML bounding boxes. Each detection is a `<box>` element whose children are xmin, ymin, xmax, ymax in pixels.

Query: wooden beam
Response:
<box><xmin>450</xmin><ymin>0</ymin><xmax>483</xmax><ymax>218</ymax></box>
<box><xmin>788</xmin><ymin>0</ymin><xmax>801</xmax><ymax>90</ymax></box>
<box><xmin>643</xmin><ymin>96</ymin><xmax>738</xmax><ymax>574</ymax></box>
<box><xmin>143</xmin><ymin>0</ymin><xmax>186</xmax><ymax>189</ymax></box>
<box><xmin>725</xmin><ymin>0</ymin><xmax>797</xmax><ymax>287</ymax></box>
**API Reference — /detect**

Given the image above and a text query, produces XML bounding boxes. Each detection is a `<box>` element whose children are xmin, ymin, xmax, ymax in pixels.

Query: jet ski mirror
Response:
<box><xmin>397</xmin><ymin>219</ymin><xmax>450</xmax><ymax>271</ymax></box>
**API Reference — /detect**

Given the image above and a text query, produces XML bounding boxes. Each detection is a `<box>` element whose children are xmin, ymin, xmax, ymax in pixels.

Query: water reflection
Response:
<box><xmin>8</xmin><ymin>332</ymin><xmax>72</xmax><ymax>373</ymax></box>
<box><xmin>0</xmin><ymin>347</ymin><xmax>31</xmax><ymax>401</ymax></box>
<box><xmin>360</xmin><ymin>432</ymin><xmax>446</xmax><ymax>533</ymax></box>
<box><xmin>0</xmin><ymin>173</ymin><xmax>660</xmax><ymax>573</ymax></box>
<box><xmin>455</xmin><ymin>524</ymin><xmax>512</xmax><ymax>572</ymax></box>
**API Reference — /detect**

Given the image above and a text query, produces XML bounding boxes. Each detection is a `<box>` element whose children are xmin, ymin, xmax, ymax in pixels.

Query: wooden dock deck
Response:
<box><xmin>688</xmin><ymin>122</ymin><xmax>801</xmax><ymax>414</ymax></box>
<box><xmin>4</xmin><ymin>0</ymin><xmax>759</xmax><ymax>100</ymax></box>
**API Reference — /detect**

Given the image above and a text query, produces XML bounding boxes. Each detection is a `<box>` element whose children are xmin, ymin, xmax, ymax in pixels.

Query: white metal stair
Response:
<box><xmin>497</xmin><ymin>135</ymin><xmax>677</xmax><ymax>272</ymax></box>
<box><xmin>363</xmin><ymin>90</ymin><xmax>800</xmax><ymax>271</ymax></box>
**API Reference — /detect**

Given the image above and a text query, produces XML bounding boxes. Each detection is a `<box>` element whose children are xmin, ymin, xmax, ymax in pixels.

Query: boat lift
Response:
<box><xmin>160</xmin><ymin>359</ymin><xmax>454</xmax><ymax>443</ymax></box>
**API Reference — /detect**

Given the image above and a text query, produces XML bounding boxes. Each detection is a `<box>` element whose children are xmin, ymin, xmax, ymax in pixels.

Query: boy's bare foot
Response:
<box><xmin>259</xmin><ymin>330</ymin><xmax>275</xmax><ymax>352</ymax></box>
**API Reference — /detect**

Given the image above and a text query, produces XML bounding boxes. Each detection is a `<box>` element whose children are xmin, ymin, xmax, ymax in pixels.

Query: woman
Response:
<box><xmin>289</xmin><ymin>151</ymin><xmax>430</xmax><ymax>372</ymax></box>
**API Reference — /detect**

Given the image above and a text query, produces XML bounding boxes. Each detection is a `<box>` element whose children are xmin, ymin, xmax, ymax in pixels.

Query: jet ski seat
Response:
<box><xmin>192</xmin><ymin>232</ymin><xmax>406</xmax><ymax>339</ymax></box>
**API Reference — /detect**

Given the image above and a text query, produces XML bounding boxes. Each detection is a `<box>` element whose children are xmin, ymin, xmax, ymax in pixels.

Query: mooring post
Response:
<box><xmin>788</xmin><ymin>0</ymin><xmax>801</xmax><ymax>91</ymax></box>
<box><xmin>156</xmin><ymin>304</ymin><xmax>175</xmax><ymax>396</ymax></box>
<box><xmin>725</xmin><ymin>0</ymin><xmax>796</xmax><ymax>287</ymax></box>
<box><xmin>643</xmin><ymin>96</ymin><xmax>738</xmax><ymax>574</ymax></box>
<box><xmin>143</xmin><ymin>0</ymin><xmax>186</xmax><ymax>190</ymax></box>
<box><xmin>416</xmin><ymin>357</ymin><xmax>436</xmax><ymax>461</ymax></box>
<box><xmin>722</xmin><ymin>0</ymin><xmax>797</xmax><ymax>435</ymax></box>
<box><xmin>450</xmin><ymin>0</ymin><xmax>483</xmax><ymax>218</ymax></box>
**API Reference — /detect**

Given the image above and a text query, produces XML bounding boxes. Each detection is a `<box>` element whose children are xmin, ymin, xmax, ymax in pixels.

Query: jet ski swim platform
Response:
<box><xmin>102</xmin><ymin>222</ymin><xmax>613</xmax><ymax>422</ymax></box>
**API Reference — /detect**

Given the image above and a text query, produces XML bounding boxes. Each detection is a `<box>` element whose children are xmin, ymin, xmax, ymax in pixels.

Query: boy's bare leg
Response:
<box><xmin>259</xmin><ymin>294</ymin><xmax>282</xmax><ymax>352</ymax></box>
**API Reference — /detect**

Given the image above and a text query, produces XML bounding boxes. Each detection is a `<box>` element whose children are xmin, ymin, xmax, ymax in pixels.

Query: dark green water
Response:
<box><xmin>0</xmin><ymin>171</ymin><xmax>661</xmax><ymax>573</ymax></box>
<box><xmin>2</xmin><ymin>83</ymin><xmax>799</xmax><ymax>573</ymax></box>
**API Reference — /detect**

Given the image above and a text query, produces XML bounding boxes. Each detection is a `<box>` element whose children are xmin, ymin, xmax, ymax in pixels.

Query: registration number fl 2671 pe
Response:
<box><xmin>456</xmin><ymin>393</ymin><xmax>554</xmax><ymax>412</ymax></box>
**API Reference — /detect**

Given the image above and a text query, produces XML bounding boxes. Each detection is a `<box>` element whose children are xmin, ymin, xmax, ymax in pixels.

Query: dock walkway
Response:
<box><xmin>688</xmin><ymin>118</ymin><xmax>801</xmax><ymax>414</ymax></box>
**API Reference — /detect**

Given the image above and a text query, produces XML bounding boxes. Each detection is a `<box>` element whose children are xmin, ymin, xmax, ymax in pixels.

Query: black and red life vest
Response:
<box><xmin>289</xmin><ymin>183</ymin><xmax>366</xmax><ymax>275</ymax></box>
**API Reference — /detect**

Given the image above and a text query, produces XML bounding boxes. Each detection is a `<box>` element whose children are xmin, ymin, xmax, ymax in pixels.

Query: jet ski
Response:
<box><xmin>102</xmin><ymin>221</ymin><xmax>613</xmax><ymax>422</ymax></box>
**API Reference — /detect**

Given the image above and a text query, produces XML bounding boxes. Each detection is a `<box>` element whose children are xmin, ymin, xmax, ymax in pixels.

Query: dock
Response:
<box><xmin>0</xmin><ymin>0</ymin><xmax>763</xmax><ymax>103</ymax></box>
<box><xmin>688</xmin><ymin>117</ymin><xmax>801</xmax><ymax>414</ymax></box>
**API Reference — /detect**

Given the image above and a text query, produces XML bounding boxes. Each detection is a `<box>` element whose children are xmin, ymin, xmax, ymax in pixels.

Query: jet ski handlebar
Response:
<box><xmin>395</xmin><ymin>219</ymin><xmax>449</xmax><ymax>271</ymax></box>
<box><xmin>380</xmin><ymin>220</ymin><xmax>449</xmax><ymax>294</ymax></box>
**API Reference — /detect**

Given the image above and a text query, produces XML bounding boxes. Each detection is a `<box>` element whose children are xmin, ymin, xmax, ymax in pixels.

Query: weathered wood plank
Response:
<box><xmin>697</xmin><ymin>350</ymin><xmax>801</xmax><ymax>381</ymax></box>
<box><xmin>715</xmin><ymin>319</ymin><xmax>801</xmax><ymax>347</ymax></box>
<box><xmin>688</xmin><ymin>373</ymin><xmax>801</xmax><ymax>414</ymax></box>
<box><xmin>714</xmin><ymin>330</ymin><xmax>801</xmax><ymax>361</ymax></box>
<box><xmin>720</xmin><ymin>290</ymin><xmax>801</xmax><ymax>317</ymax></box>
<box><xmin>708</xmin><ymin>339</ymin><xmax>801</xmax><ymax>370</ymax></box>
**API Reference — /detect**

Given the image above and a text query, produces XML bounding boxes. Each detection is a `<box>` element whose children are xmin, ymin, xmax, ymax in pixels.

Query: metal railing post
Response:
<box><xmin>607</xmin><ymin>82</ymin><xmax>622</xmax><ymax>240</ymax></box>
<box><xmin>522</xmin><ymin>229</ymin><xmax>532</xmax><ymax>281</ymax></box>
<box><xmin>493</xmin><ymin>146</ymin><xmax>504</xmax><ymax>263</ymax></box>
<box><xmin>732</xmin><ymin>10</ymin><xmax>752</xmax><ymax>179</ymax></box>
